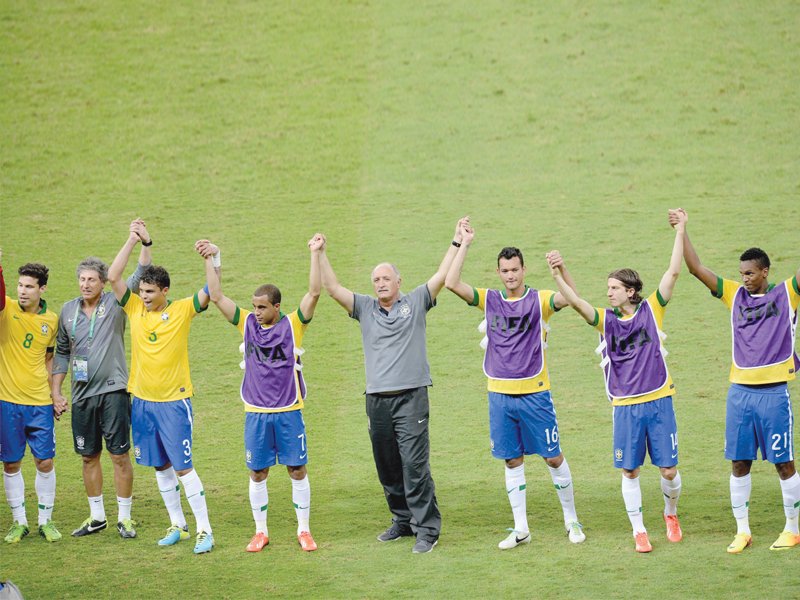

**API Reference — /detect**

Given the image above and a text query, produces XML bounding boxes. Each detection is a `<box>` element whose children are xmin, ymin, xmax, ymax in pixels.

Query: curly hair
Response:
<box><xmin>18</xmin><ymin>263</ymin><xmax>49</xmax><ymax>286</ymax></box>
<box><xmin>140</xmin><ymin>265</ymin><xmax>170</xmax><ymax>289</ymax></box>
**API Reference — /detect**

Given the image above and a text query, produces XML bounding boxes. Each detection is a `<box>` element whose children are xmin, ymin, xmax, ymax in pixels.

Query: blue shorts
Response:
<box><xmin>612</xmin><ymin>396</ymin><xmax>678</xmax><ymax>470</ymax></box>
<box><xmin>488</xmin><ymin>391</ymin><xmax>561</xmax><ymax>460</ymax></box>
<box><xmin>725</xmin><ymin>383</ymin><xmax>794</xmax><ymax>463</ymax></box>
<box><xmin>244</xmin><ymin>410</ymin><xmax>307</xmax><ymax>470</ymax></box>
<box><xmin>131</xmin><ymin>397</ymin><xmax>194</xmax><ymax>469</ymax></box>
<box><xmin>0</xmin><ymin>401</ymin><xmax>56</xmax><ymax>463</ymax></box>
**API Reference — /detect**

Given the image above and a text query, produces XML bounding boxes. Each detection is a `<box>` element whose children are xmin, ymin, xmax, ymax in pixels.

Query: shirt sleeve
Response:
<box><xmin>540</xmin><ymin>289</ymin><xmax>556</xmax><ymax>321</ymax></box>
<box><xmin>233</xmin><ymin>306</ymin><xmax>249</xmax><ymax>336</ymax></box>
<box><xmin>787</xmin><ymin>277</ymin><xmax>800</xmax><ymax>311</ymax></box>
<box><xmin>475</xmin><ymin>288</ymin><xmax>487</xmax><ymax>311</ymax></box>
<box><xmin>718</xmin><ymin>278</ymin><xmax>741</xmax><ymax>309</ymax></box>
<box><xmin>52</xmin><ymin>307</ymin><xmax>72</xmax><ymax>375</ymax></box>
<box><xmin>351</xmin><ymin>293</ymin><xmax>369</xmax><ymax>320</ymax></box>
<box><xmin>646</xmin><ymin>292</ymin><xmax>666</xmax><ymax>329</ymax></box>
<box><xmin>412</xmin><ymin>283</ymin><xmax>435</xmax><ymax>311</ymax></box>
<box><xmin>125</xmin><ymin>262</ymin><xmax>147</xmax><ymax>294</ymax></box>
<box><xmin>288</xmin><ymin>310</ymin><xmax>308</xmax><ymax>346</ymax></box>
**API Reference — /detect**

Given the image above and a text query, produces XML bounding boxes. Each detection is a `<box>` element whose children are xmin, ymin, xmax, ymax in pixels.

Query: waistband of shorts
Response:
<box><xmin>730</xmin><ymin>382</ymin><xmax>789</xmax><ymax>394</ymax></box>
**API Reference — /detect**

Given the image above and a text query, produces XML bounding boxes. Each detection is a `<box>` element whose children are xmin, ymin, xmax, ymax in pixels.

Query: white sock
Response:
<box><xmin>661</xmin><ymin>471</ymin><xmax>682</xmax><ymax>516</ymax></box>
<box><xmin>155</xmin><ymin>468</ymin><xmax>186</xmax><ymax>529</ymax></box>
<box><xmin>88</xmin><ymin>495</ymin><xmax>106</xmax><ymax>522</ymax></box>
<box><xmin>292</xmin><ymin>475</ymin><xmax>311</xmax><ymax>535</ymax></box>
<box><xmin>3</xmin><ymin>471</ymin><xmax>27</xmax><ymax>526</ymax></box>
<box><xmin>249</xmin><ymin>478</ymin><xmax>269</xmax><ymax>535</ymax></box>
<box><xmin>117</xmin><ymin>496</ymin><xmax>132</xmax><ymax>522</ymax></box>
<box><xmin>730</xmin><ymin>473</ymin><xmax>751</xmax><ymax>535</ymax></box>
<box><xmin>179</xmin><ymin>470</ymin><xmax>211</xmax><ymax>534</ymax></box>
<box><xmin>621</xmin><ymin>475</ymin><xmax>645</xmax><ymax>534</ymax></box>
<box><xmin>548</xmin><ymin>458</ymin><xmax>578</xmax><ymax>525</ymax></box>
<box><xmin>779</xmin><ymin>473</ymin><xmax>800</xmax><ymax>535</ymax></box>
<box><xmin>35</xmin><ymin>469</ymin><xmax>56</xmax><ymax>525</ymax></box>
<box><xmin>505</xmin><ymin>464</ymin><xmax>529</xmax><ymax>533</ymax></box>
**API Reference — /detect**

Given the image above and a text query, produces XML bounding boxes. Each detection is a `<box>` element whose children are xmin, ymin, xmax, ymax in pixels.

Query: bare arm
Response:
<box><xmin>319</xmin><ymin>238</ymin><xmax>355</xmax><ymax>314</ymax></box>
<box><xmin>547</xmin><ymin>251</ymin><xmax>579</xmax><ymax>309</ymax></box>
<box><xmin>108</xmin><ymin>226</ymin><xmax>141</xmax><ymax>302</ymax></box>
<box><xmin>0</xmin><ymin>248</ymin><xmax>6</xmax><ymax>312</ymax></box>
<box><xmin>132</xmin><ymin>219</ymin><xmax>153</xmax><ymax>268</ymax></box>
<box><xmin>444</xmin><ymin>220</ymin><xmax>476</xmax><ymax>303</ymax></box>
<box><xmin>427</xmin><ymin>216</ymin><xmax>470</xmax><ymax>300</ymax></box>
<box><xmin>657</xmin><ymin>209</ymin><xmax>687</xmax><ymax>303</ymax></box>
<box><xmin>196</xmin><ymin>241</ymin><xmax>235</xmax><ymax>320</ymax></box>
<box><xmin>47</xmin><ymin>351</ymin><xmax>67</xmax><ymax>419</ymax></box>
<box><xmin>547</xmin><ymin>255</ymin><xmax>595</xmax><ymax>324</ymax></box>
<box><xmin>299</xmin><ymin>234</ymin><xmax>323</xmax><ymax>320</ymax></box>
<box><xmin>51</xmin><ymin>372</ymin><xmax>68</xmax><ymax>416</ymax></box>
<box><xmin>671</xmin><ymin>209</ymin><xmax>718</xmax><ymax>293</ymax></box>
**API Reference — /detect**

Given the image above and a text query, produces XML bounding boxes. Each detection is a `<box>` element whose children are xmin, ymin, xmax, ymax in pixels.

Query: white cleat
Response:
<box><xmin>567</xmin><ymin>522</ymin><xmax>586</xmax><ymax>544</ymax></box>
<box><xmin>498</xmin><ymin>530</ymin><xmax>531</xmax><ymax>550</ymax></box>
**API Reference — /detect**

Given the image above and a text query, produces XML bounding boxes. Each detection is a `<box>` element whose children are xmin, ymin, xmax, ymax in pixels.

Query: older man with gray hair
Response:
<box><xmin>319</xmin><ymin>217</ymin><xmax>470</xmax><ymax>554</ymax></box>
<box><xmin>51</xmin><ymin>219</ymin><xmax>152</xmax><ymax>539</ymax></box>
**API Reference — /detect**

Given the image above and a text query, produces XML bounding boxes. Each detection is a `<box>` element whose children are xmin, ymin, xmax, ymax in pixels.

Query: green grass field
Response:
<box><xmin>1</xmin><ymin>1</ymin><xmax>799</xmax><ymax>598</ymax></box>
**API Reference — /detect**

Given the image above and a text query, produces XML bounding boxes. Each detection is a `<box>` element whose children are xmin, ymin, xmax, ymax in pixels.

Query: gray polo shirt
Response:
<box><xmin>351</xmin><ymin>283</ymin><xmax>435</xmax><ymax>394</ymax></box>
<box><xmin>52</xmin><ymin>269</ymin><xmax>143</xmax><ymax>402</ymax></box>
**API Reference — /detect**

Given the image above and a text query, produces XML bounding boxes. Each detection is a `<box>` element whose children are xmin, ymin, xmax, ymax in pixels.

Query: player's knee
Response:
<box><xmin>660</xmin><ymin>466</ymin><xmax>677</xmax><ymax>480</ymax></box>
<box><xmin>544</xmin><ymin>454</ymin><xmax>564</xmax><ymax>469</ymax></box>
<box><xmin>2</xmin><ymin>461</ymin><xmax>22</xmax><ymax>474</ymax></box>
<box><xmin>775</xmin><ymin>460</ymin><xmax>796</xmax><ymax>479</ymax></box>
<box><xmin>35</xmin><ymin>458</ymin><xmax>54</xmax><ymax>472</ymax></box>
<box><xmin>287</xmin><ymin>465</ymin><xmax>307</xmax><ymax>480</ymax></box>
<box><xmin>82</xmin><ymin>453</ymin><xmax>101</xmax><ymax>465</ymax></box>
<box><xmin>109</xmin><ymin>452</ymin><xmax>131</xmax><ymax>468</ymax></box>
<box><xmin>505</xmin><ymin>457</ymin><xmax>524</xmax><ymax>468</ymax></box>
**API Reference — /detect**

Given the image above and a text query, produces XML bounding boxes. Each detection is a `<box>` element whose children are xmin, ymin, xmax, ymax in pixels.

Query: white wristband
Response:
<box><xmin>212</xmin><ymin>252</ymin><xmax>221</xmax><ymax>268</ymax></box>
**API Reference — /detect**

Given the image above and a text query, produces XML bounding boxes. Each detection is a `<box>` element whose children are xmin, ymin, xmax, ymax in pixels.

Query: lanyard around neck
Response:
<box><xmin>71</xmin><ymin>300</ymin><xmax>99</xmax><ymax>347</ymax></box>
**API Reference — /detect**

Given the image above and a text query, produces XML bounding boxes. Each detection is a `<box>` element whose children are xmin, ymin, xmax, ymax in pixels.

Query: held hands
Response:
<box><xmin>668</xmin><ymin>208</ymin><xmax>688</xmax><ymax>231</ymax></box>
<box><xmin>52</xmin><ymin>393</ymin><xmax>69</xmax><ymax>420</ymax></box>
<box><xmin>130</xmin><ymin>218</ymin><xmax>151</xmax><ymax>244</ymax></box>
<box><xmin>545</xmin><ymin>250</ymin><xmax>564</xmax><ymax>277</ymax></box>
<box><xmin>454</xmin><ymin>216</ymin><xmax>472</xmax><ymax>244</ymax></box>
<box><xmin>195</xmin><ymin>239</ymin><xmax>220</xmax><ymax>259</ymax></box>
<box><xmin>458</xmin><ymin>219</ymin><xmax>474</xmax><ymax>246</ymax></box>
<box><xmin>308</xmin><ymin>233</ymin><xmax>326</xmax><ymax>253</ymax></box>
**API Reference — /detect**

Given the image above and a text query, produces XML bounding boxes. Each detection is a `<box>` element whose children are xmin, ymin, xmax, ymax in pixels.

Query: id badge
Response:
<box><xmin>73</xmin><ymin>356</ymin><xmax>89</xmax><ymax>382</ymax></box>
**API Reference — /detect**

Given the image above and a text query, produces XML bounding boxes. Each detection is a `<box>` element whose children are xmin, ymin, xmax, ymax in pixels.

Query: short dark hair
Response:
<box><xmin>497</xmin><ymin>247</ymin><xmax>524</xmax><ymax>267</ymax></box>
<box><xmin>608</xmin><ymin>268</ymin><xmax>644</xmax><ymax>305</ymax></box>
<box><xmin>140</xmin><ymin>265</ymin><xmax>170</xmax><ymax>289</ymax></box>
<box><xmin>253</xmin><ymin>284</ymin><xmax>281</xmax><ymax>305</ymax></box>
<box><xmin>18</xmin><ymin>263</ymin><xmax>49</xmax><ymax>286</ymax></box>
<box><xmin>739</xmin><ymin>247</ymin><xmax>770</xmax><ymax>270</ymax></box>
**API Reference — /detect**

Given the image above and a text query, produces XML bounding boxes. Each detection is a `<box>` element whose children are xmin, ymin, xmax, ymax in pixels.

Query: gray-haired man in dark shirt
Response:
<box><xmin>51</xmin><ymin>219</ymin><xmax>151</xmax><ymax>539</ymax></box>
<box><xmin>319</xmin><ymin>217</ymin><xmax>470</xmax><ymax>554</ymax></box>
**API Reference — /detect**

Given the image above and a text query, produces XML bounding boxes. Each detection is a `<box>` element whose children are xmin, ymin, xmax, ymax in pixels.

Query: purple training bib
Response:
<box><xmin>598</xmin><ymin>300</ymin><xmax>669</xmax><ymax>401</ymax></box>
<box><xmin>241</xmin><ymin>313</ymin><xmax>306</xmax><ymax>410</ymax></box>
<box><xmin>483</xmin><ymin>288</ymin><xmax>544</xmax><ymax>380</ymax></box>
<box><xmin>731</xmin><ymin>283</ymin><xmax>798</xmax><ymax>370</ymax></box>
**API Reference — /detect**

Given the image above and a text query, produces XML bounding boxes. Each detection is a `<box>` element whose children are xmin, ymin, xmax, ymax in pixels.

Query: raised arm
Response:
<box><xmin>299</xmin><ymin>234</ymin><xmax>323</xmax><ymax>320</ymax></box>
<box><xmin>127</xmin><ymin>219</ymin><xmax>154</xmax><ymax>292</ymax></box>
<box><xmin>427</xmin><ymin>216</ymin><xmax>470</xmax><ymax>300</ymax></box>
<box><xmin>108</xmin><ymin>223</ymin><xmax>142</xmax><ymax>301</ymax></box>
<box><xmin>196</xmin><ymin>240</ymin><xmax>231</xmax><ymax>318</ymax></box>
<box><xmin>672</xmin><ymin>209</ymin><xmax>718</xmax><ymax>293</ymax></box>
<box><xmin>547</xmin><ymin>252</ymin><xmax>595</xmax><ymax>324</ymax></box>
<box><xmin>444</xmin><ymin>220</ymin><xmax>475</xmax><ymax>303</ymax></box>
<box><xmin>319</xmin><ymin>237</ymin><xmax>355</xmax><ymax>314</ymax></box>
<box><xmin>548</xmin><ymin>251</ymin><xmax>579</xmax><ymax>309</ymax></box>
<box><xmin>657</xmin><ymin>209</ymin><xmax>687</xmax><ymax>303</ymax></box>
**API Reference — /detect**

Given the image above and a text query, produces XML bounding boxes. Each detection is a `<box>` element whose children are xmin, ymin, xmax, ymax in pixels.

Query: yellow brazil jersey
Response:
<box><xmin>120</xmin><ymin>289</ymin><xmax>206</xmax><ymax>402</ymax></box>
<box><xmin>233</xmin><ymin>306</ymin><xmax>309</xmax><ymax>413</ymax></box>
<box><xmin>473</xmin><ymin>287</ymin><xmax>558</xmax><ymax>394</ymax></box>
<box><xmin>716</xmin><ymin>276</ymin><xmax>800</xmax><ymax>384</ymax></box>
<box><xmin>591</xmin><ymin>291</ymin><xmax>675</xmax><ymax>406</ymax></box>
<box><xmin>0</xmin><ymin>296</ymin><xmax>58</xmax><ymax>406</ymax></box>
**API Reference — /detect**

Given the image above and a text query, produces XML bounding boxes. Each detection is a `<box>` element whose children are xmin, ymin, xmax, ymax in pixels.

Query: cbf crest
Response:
<box><xmin>97</xmin><ymin>303</ymin><xmax>107</xmax><ymax>317</ymax></box>
<box><xmin>615</xmin><ymin>448</ymin><xmax>623</xmax><ymax>461</ymax></box>
<box><xmin>399</xmin><ymin>303</ymin><xmax>411</xmax><ymax>319</ymax></box>
<box><xmin>41</xmin><ymin>323</ymin><xmax>49</xmax><ymax>335</ymax></box>
<box><xmin>161</xmin><ymin>312</ymin><xmax>170</xmax><ymax>321</ymax></box>
<box><xmin>246</xmin><ymin>449</ymin><xmax>252</xmax><ymax>463</ymax></box>
<box><xmin>76</xmin><ymin>436</ymin><xmax>85</xmax><ymax>450</ymax></box>
<box><xmin>134</xmin><ymin>446</ymin><xmax>141</xmax><ymax>459</ymax></box>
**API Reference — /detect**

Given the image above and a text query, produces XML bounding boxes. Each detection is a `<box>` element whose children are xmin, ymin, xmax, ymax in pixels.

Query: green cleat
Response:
<box><xmin>4</xmin><ymin>522</ymin><xmax>30</xmax><ymax>544</ymax></box>
<box><xmin>38</xmin><ymin>521</ymin><xmax>62</xmax><ymax>542</ymax></box>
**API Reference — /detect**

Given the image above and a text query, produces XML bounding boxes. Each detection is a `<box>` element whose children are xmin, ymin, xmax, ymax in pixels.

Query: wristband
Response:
<box><xmin>203</xmin><ymin>284</ymin><xmax>210</xmax><ymax>295</ymax></box>
<box><xmin>141</xmin><ymin>238</ymin><xmax>153</xmax><ymax>247</ymax></box>
<box><xmin>212</xmin><ymin>252</ymin><xmax>221</xmax><ymax>268</ymax></box>
<box><xmin>451</xmin><ymin>240</ymin><xmax>461</xmax><ymax>248</ymax></box>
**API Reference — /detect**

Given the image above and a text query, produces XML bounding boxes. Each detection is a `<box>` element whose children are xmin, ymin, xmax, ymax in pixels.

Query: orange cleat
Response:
<box><xmin>298</xmin><ymin>531</ymin><xmax>318</xmax><ymax>552</ymax></box>
<box><xmin>634</xmin><ymin>531</ymin><xmax>652</xmax><ymax>553</ymax></box>
<box><xmin>246</xmin><ymin>532</ymin><xmax>269</xmax><ymax>552</ymax></box>
<box><xmin>664</xmin><ymin>514</ymin><xmax>683</xmax><ymax>543</ymax></box>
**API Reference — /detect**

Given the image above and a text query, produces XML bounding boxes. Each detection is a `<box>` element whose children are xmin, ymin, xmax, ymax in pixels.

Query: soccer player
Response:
<box><xmin>679</xmin><ymin>211</ymin><xmax>800</xmax><ymax>553</ymax></box>
<box><xmin>0</xmin><ymin>249</ymin><xmax>63</xmax><ymax>544</ymax></box>
<box><xmin>51</xmin><ymin>219</ymin><xmax>152</xmax><ymax>539</ymax></box>
<box><xmin>107</xmin><ymin>223</ymin><xmax>217</xmax><ymax>554</ymax></box>
<box><xmin>445</xmin><ymin>222</ymin><xmax>586</xmax><ymax>550</ymax></box>
<box><xmin>318</xmin><ymin>218</ymin><xmax>469</xmax><ymax>554</ymax></box>
<box><xmin>548</xmin><ymin>209</ymin><xmax>687</xmax><ymax>553</ymax></box>
<box><xmin>197</xmin><ymin>235</ymin><xmax>322</xmax><ymax>553</ymax></box>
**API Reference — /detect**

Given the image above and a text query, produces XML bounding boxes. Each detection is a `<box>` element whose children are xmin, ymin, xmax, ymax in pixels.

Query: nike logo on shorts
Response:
<box><xmin>547</xmin><ymin>445</ymin><xmax>558</xmax><ymax>452</ymax></box>
<box><xmin>418</xmin><ymin>419</ymin><xmax>427</xmax><ymax>424</ymax></box>
<box><xmin>299</xmin><ymin>453</ymin><xmax>307</xmax><ymax>460</ymax></box>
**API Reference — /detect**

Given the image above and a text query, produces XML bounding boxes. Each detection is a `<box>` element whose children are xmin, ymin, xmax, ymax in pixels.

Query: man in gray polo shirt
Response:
<box><xmin>319</xmin><ymin>217</ymin><xmax>469</xmax><ymax>554</ymax></box>
<box><xmin>50</xmin><ymin>219</ymin><xmax>152</xmax><ymax>539</ymax></box>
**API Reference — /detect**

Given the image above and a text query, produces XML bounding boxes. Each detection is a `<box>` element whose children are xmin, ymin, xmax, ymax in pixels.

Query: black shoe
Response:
<box><xmin>71</xmin><ymin>517</ymin><xmax>107</xmax><ymax>537</ymax></box>
<box><xmin>412</xmin><ymin>537</ymin><xmax>438</xmax><ymax>554</ymax></box>
<box><xmin>377</xmin><ymin>524</ymin><xmax>414</xmax><ymax>542</ymax></box>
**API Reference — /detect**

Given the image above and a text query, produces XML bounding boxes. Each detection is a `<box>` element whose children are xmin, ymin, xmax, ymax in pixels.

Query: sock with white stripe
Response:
<box><xmin>730</xmin><ymin>473</ymin><xmax>751</xmax><ymax>535</ymax></box>
<box><xmin>292</xmin><ymin>475</ymin><xmax>311</xmax><ymax>535</ymax></box>
<box><xmin>155</xmin><ymin>467</ymin><xmax>186</xmax><ymax>529</ymax></box>
<box><xmin>249</xmin><ymin>478</ymin><xmax>269</xmax><ymax>535</ymax></box>
<box><xmin>505</xmin><ymin>464</ymin><xmax>529</xmax><ymax>534</ymax></box>
<box><xmin>3</xmin><ymin>470</ymin><xmax>27</xmax><ymax>526</ymax></box>
<box><xmin>621</xmin><ymin>475</ymin><xmax>645</xmax><ymax>534</ymax></box>
<box><xmin>35</xmin><ymin>469</ymin><xmax>56</xmax><ymax>526</ymax></box>
<box><xmin>179</xmin><ymin>470</ymin><xmax>211</xmax><ymax>534</ymax></box>
<box><xmin>548</xmin><ymin>458</ymin><xmax>578</xmax><ymax>525</ymax></box>
<box><xmin>661</xmin><ymin>472</ymin><xmax>682</xmax><ymax>516</ymax></box>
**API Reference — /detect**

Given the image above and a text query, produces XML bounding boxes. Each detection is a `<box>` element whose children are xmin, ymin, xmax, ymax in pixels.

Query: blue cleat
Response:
<box><xmin>158</xmin><ymin>524</ymin><xmax>189</xmax><ymax>546</ymax></box>
<box><xmin>193</xmin><ymin>531</ymin><xmax>215</xmax><ymax>554</ymax></box>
